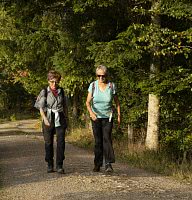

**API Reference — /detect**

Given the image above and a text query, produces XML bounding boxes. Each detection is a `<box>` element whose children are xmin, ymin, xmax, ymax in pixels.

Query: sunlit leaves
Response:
<box><xmin>161</xmin><ymin>0</ymin><xmax>192</xmax><ymax>20</ymax></box>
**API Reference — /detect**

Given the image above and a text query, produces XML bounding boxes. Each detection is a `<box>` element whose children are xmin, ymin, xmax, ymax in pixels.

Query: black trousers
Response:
<box><xmin>42</xmin><ymin>112</ymin><xmax>66</xmax><ymax>167</ymax></box>
<box><xmin>92</xmin><ymin>118</ymin><xmax>115</xmax><ymax>167</ymax></box>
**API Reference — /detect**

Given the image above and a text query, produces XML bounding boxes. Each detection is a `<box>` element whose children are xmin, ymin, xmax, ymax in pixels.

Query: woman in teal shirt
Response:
<box><xmin>86</xmin><ymin>65</ymin><xmax>121</xmax><ymax>172</ymax></box>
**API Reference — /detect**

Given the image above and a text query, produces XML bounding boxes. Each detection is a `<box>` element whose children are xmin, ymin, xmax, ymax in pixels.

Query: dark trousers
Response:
<box><xmin>92</xmin><ymin>118</ymin><xmax>115</xmax><ymax>167</ymax></box>
<box><xmin>42</xmin><ymin>114</ymin><xmax>66</xmax><ymax>167</ymax></box>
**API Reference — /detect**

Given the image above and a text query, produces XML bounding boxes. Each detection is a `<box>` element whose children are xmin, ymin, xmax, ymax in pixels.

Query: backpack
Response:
<box><xmin>91</xmin><ymin>81</ymin><xmax>114</xmax><ymax>98</ymax></box>
<box><xmin>34</xmin><ymin>87</ymin><xmax>64</xmax><ymax>110</ymax></box>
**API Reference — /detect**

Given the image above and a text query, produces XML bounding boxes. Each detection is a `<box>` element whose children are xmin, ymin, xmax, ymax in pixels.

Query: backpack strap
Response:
<box><xmin>109</xmin><ymin>82</ymin><xmax>114</xmax><ymax>95</ymax></box>
<box><xmin>109</xmin><ymin>82</ymin><xmax>113</xmax><ymax>90</ymax></box>
<box><xmin>60</xmin><ymin>87</ymin><xmax>64</xmax><ymax>99</ymax></box>
<box><xmin>60</xmin><ymin>87</ymin><xmax>66</xmax><ymax>106</ymax></box>
<box><xmin>42</xmin><ymin>87</ymin><xmax>48</xmax><ymax>107</ymax></box>
<box><xmin>43</xmin><ymin>87</ymin><xmax>48</xmax><ymax>98</ymax></box>
<box><xmin>92</xmin><ymin>81</ymin><xmax>95</xmax><ymax>98</ymax></box>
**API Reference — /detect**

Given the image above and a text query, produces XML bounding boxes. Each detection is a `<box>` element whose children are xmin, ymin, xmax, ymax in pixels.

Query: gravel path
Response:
<box><xmin>0</xmin><ymin>119</ymin><xmax>192</xmax><ymax>200</ymax></box>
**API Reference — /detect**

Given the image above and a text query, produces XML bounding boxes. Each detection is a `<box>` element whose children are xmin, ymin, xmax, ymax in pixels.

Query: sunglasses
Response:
<box><xmin>49</xmin><ymin>80</ymin><xmax>59</xmax><ymax>84</ymax></box>
<box><xmin>97</xmin><ymin>75</ymin><xmax>106</xmax><ymax>78</ymax></box>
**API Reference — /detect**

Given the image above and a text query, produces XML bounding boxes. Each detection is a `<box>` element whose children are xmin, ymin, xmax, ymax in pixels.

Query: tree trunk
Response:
<box><xmin>72</xmin><ymin>93</ymin><xmax>78</xmax><ymax>119</ymax></box>
<box><xmin>127</xmin><ymin>124</ymin><xmax>133</xmax><ymax>144</ymax></box>
<box><xmin>146</xmin><ymin>94</ymin><xmax>160</xmax><ymax>150</ymax></box>
<box><xmin>145</xmin><ymin>0</ymin><xmax>161</xmax><ymax>151</ymax></box>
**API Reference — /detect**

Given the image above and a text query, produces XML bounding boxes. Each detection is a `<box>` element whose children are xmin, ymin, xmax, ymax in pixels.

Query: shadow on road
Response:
<box><xmin>1</xmin><ymin>120</ymin><xmax>192</xmax><ymax>200</ymax></box>
<box><xmin>0</xmin><ymin>130</ymin><xmax>42</xmax><ymax>136</ymax></box>
<box><xmin>0</xmin><ymin>129</ymin><xmax>163</xmax><ymax>189</ymax></box>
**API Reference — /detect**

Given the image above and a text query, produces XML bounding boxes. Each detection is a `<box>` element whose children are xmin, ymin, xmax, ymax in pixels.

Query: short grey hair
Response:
<box><xmin>96</xmin><ymin>65</ymin><xmax>108</xmax><ymax>75</ymax></box>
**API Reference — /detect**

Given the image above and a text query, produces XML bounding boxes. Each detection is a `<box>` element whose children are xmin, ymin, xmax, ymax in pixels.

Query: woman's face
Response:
<box><xmin>97</xmin><ymin>69</ymin><xmax>107</xmax><ymax>83</ymax></box>
<box><xmin>48</xmin><ymin>78</ymin><xmax>59</xmax><ymax>90</ymax></box>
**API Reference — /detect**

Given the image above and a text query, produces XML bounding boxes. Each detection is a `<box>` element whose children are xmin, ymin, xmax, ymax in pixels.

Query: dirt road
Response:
<box><xmin>0</xmin><ymin>119</ymin><xmax>192</xmax><ymax>200</ymax></box>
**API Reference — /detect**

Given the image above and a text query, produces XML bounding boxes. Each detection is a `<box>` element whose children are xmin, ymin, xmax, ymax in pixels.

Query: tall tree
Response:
<box><xmin>145</xmin><ymin>0</ymin><xmax>161</xmax><ymax>150</ymax></box>
<box><xmin>84</xmin><ymin>0</ymin><xmax>192</xmax><ymax>155</ymax></box>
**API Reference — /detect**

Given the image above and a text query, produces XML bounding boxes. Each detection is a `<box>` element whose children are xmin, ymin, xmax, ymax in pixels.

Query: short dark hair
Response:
<box><xmin>47</xmin><ymin>70</ymin><xmax>61</xmax><ymax>82</ymax></box>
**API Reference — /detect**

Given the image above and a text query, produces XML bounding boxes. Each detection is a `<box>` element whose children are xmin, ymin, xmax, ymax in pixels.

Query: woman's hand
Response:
<box><xmin>90</xmin><ymin>112</ymin><xmax>97</xmax><ymax>121</ymax></box>
<box><xmin>43</xmin><ymin>117</ymin><xmax>50</xmax><ymax>126</ymax></box>
<box><xmin>40</xmin><ymin>108</ymin><xmax>50</xmax><ymax>126</ymax></box>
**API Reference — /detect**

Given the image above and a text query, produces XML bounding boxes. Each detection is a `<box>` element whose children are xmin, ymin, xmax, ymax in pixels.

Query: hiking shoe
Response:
<box><xmin>57</xmin><ymin>166</ymin><xmax>65</xmax><ymax>174</ymax></box>
<box><xmin>105</xmin><ymin>163</ymin><xmax>113</xmax><ymax>172</ymax></box>
<box><xmin>47</xmin><ymin>165</ymin><xmax>54</xmax><ymax>173</ymax></box>
<box><xmin>93</xmin><ymin>165</ymin><xmax>100</xmax><ymax>172</ymax></box>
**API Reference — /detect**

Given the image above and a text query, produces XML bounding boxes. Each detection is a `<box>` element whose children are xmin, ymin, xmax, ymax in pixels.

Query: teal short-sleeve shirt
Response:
<box><xmin>88</xmin><ymin>80</ymin><xmax>116</xmax><ymax>118</ymax></box>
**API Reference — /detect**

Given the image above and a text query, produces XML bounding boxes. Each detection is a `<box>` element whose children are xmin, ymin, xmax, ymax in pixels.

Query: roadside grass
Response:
<box><xmin>67</xmin><ymin>128</ymin><xmax>192</xmax><ymax>183</ymax></box>
<box><xmin>66</xmin><ymin>127</ymin><xmax>94</xmax><ymax>150</ymax></box>
<box><xmin>0</xmin><ymin>110</ymin><xmax>38</xmax><ymax>123</ymax></box>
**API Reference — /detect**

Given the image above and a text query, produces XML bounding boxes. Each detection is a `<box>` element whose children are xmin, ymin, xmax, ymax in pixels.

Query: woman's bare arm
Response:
<box><xmin>86</xmin><ymin>92</ymin><xmax>97</xmax><ymax>121</ymax></box>
<box><xmin>114</xmin><ymin>95</ymin><xmax>121</xmax><ymax>127</ymax></box>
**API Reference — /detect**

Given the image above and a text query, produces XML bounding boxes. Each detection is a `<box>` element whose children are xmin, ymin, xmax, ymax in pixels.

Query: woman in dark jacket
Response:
<box><xmin>35</xmin><ymin>70</ymin><xmax>68</xmax><ymax>174</ymax></box>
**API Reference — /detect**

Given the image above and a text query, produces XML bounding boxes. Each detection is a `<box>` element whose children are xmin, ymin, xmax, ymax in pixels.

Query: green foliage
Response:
<box><xmin>161</xmin><ymin>0</ymin><xmax>192</xmax><ymax>20</ymax></box>
<box><xmin>10</xmin><ymin>114</ymin><xmax>16</xmax><ymax>121</ymax></box>
<box><xmin>0</xmin><ymin>0</ymin><xmax>192</xmax><ymax>162</ymax></box>
<box><xmin>85</xmin><ymin>0</ymin><xmax>192</xmax><ymax>160</ymax></box>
